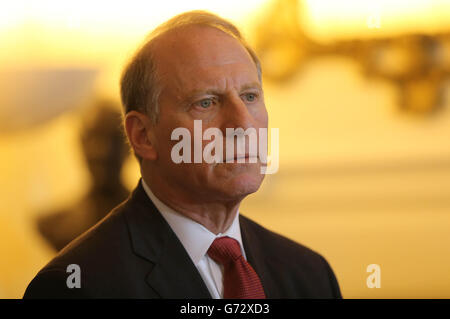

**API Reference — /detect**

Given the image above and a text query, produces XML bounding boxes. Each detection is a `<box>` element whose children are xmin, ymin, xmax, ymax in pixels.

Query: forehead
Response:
<box><xmin>151</xmin><ymin>25</ymin><xmax>259</xmax><ymax>92</ymax></box>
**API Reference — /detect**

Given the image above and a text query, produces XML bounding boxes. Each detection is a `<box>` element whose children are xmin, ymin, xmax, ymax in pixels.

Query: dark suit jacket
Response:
<box><xmin>24</xmin><ymin>181</ymin><xmax>342</xmax><ymax>299</ymax></box>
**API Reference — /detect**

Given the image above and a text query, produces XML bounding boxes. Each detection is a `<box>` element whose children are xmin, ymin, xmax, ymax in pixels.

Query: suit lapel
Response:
<box><xmin>240</xmin><ymin>215</ymin><xmax>280</xmax><ymax>298</ymax></box>
<box><xmin>124</xmin><ymin>181</ymin><xmax>212</xmax><ymax>298</ymax></box>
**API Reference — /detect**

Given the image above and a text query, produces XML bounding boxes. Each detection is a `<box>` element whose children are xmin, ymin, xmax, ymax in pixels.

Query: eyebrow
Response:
<box><xmin>185</xmin><ymin>82</ymin><xmax>262</xmax><ymax>98</ymax></box>
<box><xmin>240</xmin><ymin>82</ymin><xmax>262</xmax><ymax>92</ymax></box>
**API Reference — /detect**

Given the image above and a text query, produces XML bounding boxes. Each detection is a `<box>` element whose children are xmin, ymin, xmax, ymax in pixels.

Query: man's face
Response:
<box><xmin>149</xmin><ymin>25</ymin><xmax>268</xmax><ymax>203</ymax></box>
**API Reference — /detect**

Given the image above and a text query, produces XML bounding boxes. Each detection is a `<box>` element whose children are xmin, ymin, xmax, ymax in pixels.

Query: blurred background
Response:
<box><xmin>1</xmin><ymin>0</ymin><xmax>450</xmax><ymax>298</ymax></box>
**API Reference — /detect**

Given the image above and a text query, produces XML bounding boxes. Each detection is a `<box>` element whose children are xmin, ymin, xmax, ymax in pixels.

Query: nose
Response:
<box><xmin>221</xmin><ymin>94</ymin><xmax>255</xmax><ymax>131</ymax></box>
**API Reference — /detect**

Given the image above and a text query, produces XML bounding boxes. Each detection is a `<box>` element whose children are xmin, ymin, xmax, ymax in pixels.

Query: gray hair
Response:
<box><xmin>120</xmin><ymin>10</ymin><xmax>262</xmax><ymax>124</ymax></box>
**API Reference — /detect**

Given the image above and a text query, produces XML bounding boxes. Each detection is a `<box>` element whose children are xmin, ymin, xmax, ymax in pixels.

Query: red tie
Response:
<box><xmin>207</xmin><ymin>236</ymin><xmax>266</xmax><ymax>299</ymax></box>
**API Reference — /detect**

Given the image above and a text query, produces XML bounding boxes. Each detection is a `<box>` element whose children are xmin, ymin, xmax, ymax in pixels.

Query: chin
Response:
<box><xmin>220</xmin><ymin>171</ymin><xmax>265</xmax><ymax>200</ymax></box>
<box><xmin>201</xmin><ymin>162</ymin><xmax>265</xmax><ymax>201</ymax></box>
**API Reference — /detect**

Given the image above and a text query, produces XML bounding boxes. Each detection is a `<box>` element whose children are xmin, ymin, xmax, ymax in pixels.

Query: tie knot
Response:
<box><xmin>207</xmin><ymin>237</ymin><xmax>242</xmax><ymax>265</ymax></box>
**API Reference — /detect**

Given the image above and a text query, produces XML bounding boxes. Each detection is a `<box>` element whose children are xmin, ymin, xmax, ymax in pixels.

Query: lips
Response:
<box><xmin>224</xmin><ymin>154</ymin><xmax>258</xmax><ymax>162</ymax></box>
<box><xmin>235</xmin><ymin>153</ymin><xmax>249</xmax><ymax>160</ymax></box>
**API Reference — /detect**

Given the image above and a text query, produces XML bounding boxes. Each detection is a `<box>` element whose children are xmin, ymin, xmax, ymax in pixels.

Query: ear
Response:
<box><xmin>124</xmin><ymin>111</ymin><xmax>158</xmax><ymax>161</ymax></box>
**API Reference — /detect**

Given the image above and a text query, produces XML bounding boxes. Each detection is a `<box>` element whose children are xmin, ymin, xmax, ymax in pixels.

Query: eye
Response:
<box><xmin>201</xmin><ymin>99</ymin><xmax>211</xmax><ymax>108</ymax></box>
<box><xmin>243</xmin><ymin>92</ymin><xmax>258</xmax><ymax>103</ymax></box>
<box><xmin>195</xmin><ymin>98</ymin><xmax>215</xmax><ymax>109</ymax></box>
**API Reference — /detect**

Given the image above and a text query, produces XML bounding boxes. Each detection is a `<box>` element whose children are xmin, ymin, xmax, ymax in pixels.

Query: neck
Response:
<box><xmin>141</xmin><ymin>173</ymin><xmax>242</xmax><ymax>235</ymax></box>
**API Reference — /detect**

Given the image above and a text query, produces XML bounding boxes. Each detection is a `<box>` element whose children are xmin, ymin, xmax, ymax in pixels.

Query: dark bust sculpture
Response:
<box><xmin>37</xmin><ymin>100</ymin><xmax>130</xmax><ymax>251</ymax></box>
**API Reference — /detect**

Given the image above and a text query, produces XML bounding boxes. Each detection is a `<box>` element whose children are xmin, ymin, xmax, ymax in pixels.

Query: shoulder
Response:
<box><xmin>47</xmin><ymin>200</ymin><xmax>130</xmax><ymax>270</ymax></box>
<box><xmin>23</xmin><ymin>200</ymin><xmax>134</xmax><ymax>298</ymax></box>
<box><xmin>240</xmin><ymin>214</ymin><xmax>322</xmax><ymax>261</ymax></box>
<box><xmin>240</xmin><ymin>214</ymin><xmax>342</xmax><ymax>298</ymax></box>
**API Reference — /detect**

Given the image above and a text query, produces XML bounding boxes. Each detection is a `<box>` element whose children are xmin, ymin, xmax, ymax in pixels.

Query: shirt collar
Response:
<box><xmin>141</xmin><ymin>179</ymin><xmax>245</xmax><ymax>265</ymax></box>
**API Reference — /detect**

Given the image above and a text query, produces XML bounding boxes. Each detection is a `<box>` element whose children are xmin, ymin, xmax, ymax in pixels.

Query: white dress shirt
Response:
<box><xmin>141</xmin><ymin>179</ymin><xmax>247</xmax><ymax>299</ymax></box>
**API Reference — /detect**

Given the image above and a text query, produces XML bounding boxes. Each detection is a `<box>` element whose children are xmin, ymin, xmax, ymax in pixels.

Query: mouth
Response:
<box><xmin>224</xmin><ymin>154</ymin><xmax>259</xmax><ymax>163</ymax></box>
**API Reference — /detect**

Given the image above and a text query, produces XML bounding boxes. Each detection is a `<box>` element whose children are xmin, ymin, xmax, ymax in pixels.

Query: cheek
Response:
<box><xmin>253</xmin><ymin>104</ymin><xmax>268</xmax><ymax>128</ymax></box>
<box><xmin>155</xmin><ymin>120</ymin><xmax>196</xmax><ymax>162</ymax></box>
<box><xmin>153</xmin><ymin>122</ymin><xmax>179</xmax><ymax>158</ymax></box>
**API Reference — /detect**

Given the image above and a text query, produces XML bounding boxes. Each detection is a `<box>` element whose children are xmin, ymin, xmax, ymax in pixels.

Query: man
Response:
<box><xmin>24</xmin><ymin>11</ymin><xmax>341</xmax><ymax>299</ymax></box>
